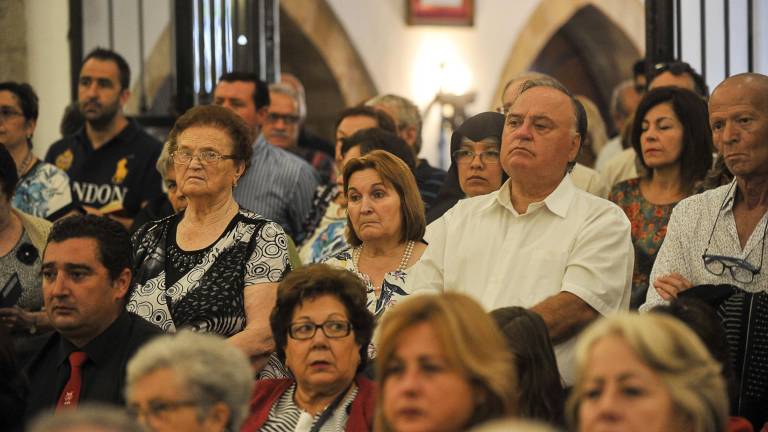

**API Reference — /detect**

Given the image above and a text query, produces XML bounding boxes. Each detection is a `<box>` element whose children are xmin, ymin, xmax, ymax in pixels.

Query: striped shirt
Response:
<box><xmin>260</xmin><ymin>383</ymin><xmax>358</xmax><ymax>432</ymax></box>
<box><xmin>234</xmin><ymin>134</ymin><xmax>319</xmax><ymax>242</ymax></box>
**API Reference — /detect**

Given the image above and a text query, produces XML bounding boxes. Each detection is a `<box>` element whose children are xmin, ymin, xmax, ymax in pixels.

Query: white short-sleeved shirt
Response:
<box><xmin>406</xmin><ymin>174</ymin><xmax>633</xmax><ymax>384</ymax></box>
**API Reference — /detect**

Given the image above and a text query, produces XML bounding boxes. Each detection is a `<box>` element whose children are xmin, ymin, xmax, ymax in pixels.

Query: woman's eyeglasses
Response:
<box><xmin>701</xmin><ymin>182</ymin><xmax>767</xmax><ymax>284</ymax></box>
<box><xmin>0</xmin><ymin>107</ymin><xmax>24</xmax><ymax>122</ymax></box>
<box><xmin>452</xmin><ymin>149</ymin><xmax>501</xmax><ymax>165</ymax></box>
<box><xmin>171</xmin><ymin>150</ymin><xmax>238</xmax><ymax>165</ymax></box>
<box><xmin>288</xmin><ymin>320</ymin><xmax>353</xmax><ymax>340</ymax></box>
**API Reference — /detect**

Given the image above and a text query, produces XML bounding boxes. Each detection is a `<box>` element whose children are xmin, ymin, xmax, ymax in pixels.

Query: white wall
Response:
<box><xmin>325</xmin><ymin>0</ymin><xmax>542</xmax><ymax>166</ymax></box>
<box><xmin>25</xmin><ymin>0</ymin><xmax>70</xmax><ymax>159</ymax></box>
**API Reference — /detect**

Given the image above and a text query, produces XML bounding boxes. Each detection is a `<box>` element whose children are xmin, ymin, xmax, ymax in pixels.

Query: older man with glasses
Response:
<box><xmin>640</xmin><ymin>73</ymin><xmax>768</xmax><ymax>429</ymax></box>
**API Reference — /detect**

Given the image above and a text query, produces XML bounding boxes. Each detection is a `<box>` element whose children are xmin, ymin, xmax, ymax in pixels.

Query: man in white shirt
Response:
<box><xmin>408</xmin><ymin>78</ymin><xmax>633</xmax><ymax>384</ymax></box>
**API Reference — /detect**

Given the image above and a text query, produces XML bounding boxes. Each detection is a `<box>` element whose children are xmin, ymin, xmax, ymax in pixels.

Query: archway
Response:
<box><xmin>281</xmin><ymin>0</ymin><xmax>378</xmax><ymax>141</ymax></box>
<box><xmin>494</xmin><ymin>0</ymin><xmax>643</xmax><ymax>132</ymax></box>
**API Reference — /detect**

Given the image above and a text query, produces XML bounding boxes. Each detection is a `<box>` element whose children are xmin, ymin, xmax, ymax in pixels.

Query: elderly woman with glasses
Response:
<box><xmin>128</xmin><ymin>105</ymin><xmax>290</xmax><ymax>371</ymax></box>
<box><xmin>242</xmin><ymin>264</ymin><xmax>376</xmax><ymax>431</ymax></box>
<box><xmin>125</xmin><ymin>331</ymin><xmax>254</xmax><ymax>432</ymax></box>
<box><xmin>427</xmin><ymin>112</ymin><xmax>507</xmax><ymax>223</ymax></box>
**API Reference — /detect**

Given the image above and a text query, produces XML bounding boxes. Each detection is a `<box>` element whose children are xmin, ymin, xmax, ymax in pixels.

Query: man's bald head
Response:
<box><xmin>712</xmin><ymin>73</ymin><xmax>768</xmax><ymax>113</ymax></box>
<box><xmin>709</xmin><ymin>73</ymin><xmax>768</xmax><ymax>178</ymax></box>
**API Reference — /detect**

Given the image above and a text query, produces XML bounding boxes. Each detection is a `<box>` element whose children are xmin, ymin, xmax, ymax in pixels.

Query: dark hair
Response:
<box><xmin>334</xmin><ymin>106</ymin><xmax>397</xmax><ymax>135</ymax></box>
<box><xmin>340</xmin><ymin>128</ymin><xmax>417</xmax><ymax>171</ymax></box>
<box><xmin>0</xmin><ymin>145</ymin><xmax>18</xmax><ymax>199</ymax></box>
<box><xmin>168</xmin><ymin>105</ymin><xmax>254</xmax><ymax>171</ymax></box>
<box><xmin>47</xmin><ymin>215</ymin><xmax>132</xmax><ymax>283</ymax></box>
<box><xmin>0</xmin><ymin>82</ymin><xmax>39</xmax><ymax>122</ymax></box>
<box><xmin>491</xmin><ymin>307</ymin><xmax>565</xmax><ymax>425</ymax></box>
<box><xmin>270</xmin><ymin>264</ymin><xmax>375</xmax><ymax>373</ymax></box>
<box><xmin>631</xmin><ymin>87</ymin><xmax>713</xmax><ymax>193</ymax></box>
<box><xmin>651</xmin><ymin>61</ymin><xmax>709</xmax><ymax>97</ymax></box>
<box><xmin>343</xmin><ymin>150</ymin><xmax>426</xmax><ymax>247</ymax></box>
<box><xmin>82</xmin><ymin>48</ymin><xmax>131</xmax><ymax>91</ymax></box>
<box><xmin>651</xmin><ymin>298</ymin><xmax>738</xmax><ymax>410</ymax></box>
<box><xmin>217</xmin><ymin>72</ymin><xmax>270</xmax><ymax>110</ymax></box>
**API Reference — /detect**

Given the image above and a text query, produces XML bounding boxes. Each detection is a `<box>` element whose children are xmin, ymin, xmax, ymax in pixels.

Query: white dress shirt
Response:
<box><xmin>640</xmin><ymin>180</ymin><xmax>768</xmax><ymax>312</ymax></box>
<box><xmin>407</xmin><ymin>174</ymin><xmax>633</xmax><ymax>384</ymax></box>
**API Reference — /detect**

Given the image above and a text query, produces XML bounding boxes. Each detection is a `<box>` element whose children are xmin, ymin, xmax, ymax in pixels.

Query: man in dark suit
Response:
<box><xmin>24</xmin><ymin>214</ymin><xmax>159</xmax><ymax>420</ymax></box>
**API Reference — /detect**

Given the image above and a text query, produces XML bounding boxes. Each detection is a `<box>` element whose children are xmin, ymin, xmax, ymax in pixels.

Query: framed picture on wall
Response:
<box><xmin>406</xmin><ymin>0</ymin><xmax>474</xmax><ymax>26</ymax></box>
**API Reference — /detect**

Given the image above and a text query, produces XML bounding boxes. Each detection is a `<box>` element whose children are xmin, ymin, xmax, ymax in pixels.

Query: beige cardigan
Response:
<box><xmin>13</xmin><ymin>209</ymin><xmax>52</xmax><ymax>255</ymax></box>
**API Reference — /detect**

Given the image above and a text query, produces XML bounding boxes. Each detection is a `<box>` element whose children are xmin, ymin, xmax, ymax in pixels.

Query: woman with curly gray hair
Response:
<box><xmin>566</xmin><ymin>313</ymin><xmax>728</xmax><ymax>432</ymax></box>
<box><xmin>125</xmin><ymin>331</ymin><xmax>254</xmax><ymax>432</ymax></box>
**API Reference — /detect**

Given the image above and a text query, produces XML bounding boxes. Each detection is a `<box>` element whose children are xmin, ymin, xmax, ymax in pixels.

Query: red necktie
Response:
<box><xmin>56</xmin><ymin>351</ymin><xmax>88</xmax><ymax>411</ymax></box>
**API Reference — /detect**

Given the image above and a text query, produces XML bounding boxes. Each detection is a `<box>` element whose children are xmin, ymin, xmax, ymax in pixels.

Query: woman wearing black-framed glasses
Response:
<box><xmin>243</xmin><ymin>264</ymin><xmax>376</xmax><ymax>431</ymax></box>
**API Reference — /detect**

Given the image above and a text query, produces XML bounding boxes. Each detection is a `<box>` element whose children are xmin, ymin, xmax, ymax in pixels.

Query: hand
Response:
<box><xmin>653</xmin><ymin>273</ymin><xmax>693</xmax><ymax>301</ymax></box>
<box><xmin>0</xmin><ymin>306</ymin><xmax>36</xmax><ymax>331</ymax></box>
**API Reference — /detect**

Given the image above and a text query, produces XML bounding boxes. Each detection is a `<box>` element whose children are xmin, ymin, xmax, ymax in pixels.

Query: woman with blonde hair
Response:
<box><xmin>376</xmin><ymin>293</ymin><xmax>517</xmax><ymax>432</ymax></box>
<box><xmin>566</xmin><ymin>313</ymin><xmax>728</xmax><ymax>432</ymax></box>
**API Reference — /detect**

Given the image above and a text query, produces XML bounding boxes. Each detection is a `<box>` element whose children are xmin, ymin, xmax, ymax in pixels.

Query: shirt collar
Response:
<box><xmin>55</xmin><ymin>310</ymin><xmax>133</xmax><ymax>367</ymax></box>
<box><xmin>75</xmin><ymin>119</ymin><xmax>139</xmax><ymax>151</ymax></box>
<box><xmin>251</xmin><ymin>133</ymin><xmax>267</xmax><ymax>153</ymax></box>
<box><xmin>721</xmin><ymin>178</ymin><xmax>739</xmax><ymax>212</ymax></box>
<box><xmin>487</xmin><ymin>174</ymin><xmax>575</xmax><ymax>218</ymax></box>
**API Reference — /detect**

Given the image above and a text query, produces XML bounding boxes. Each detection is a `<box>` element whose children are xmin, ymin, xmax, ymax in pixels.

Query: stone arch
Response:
<box><xmin>493</xmin><ymin>0</ymin><xmax>644</xmax><ymax>112</ymax></box>
<box><xmin>280</xmin><ymin>0</ymin><xmax>377</xmax><ymax>106</ymax></box>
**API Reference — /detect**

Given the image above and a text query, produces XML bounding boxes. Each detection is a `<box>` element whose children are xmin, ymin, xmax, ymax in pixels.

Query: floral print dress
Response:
<box><xmin>609</xmin><ymin>178</ymin><xmax>679</xmax><ymax>309</ymax></box>
<box><xmin>321</xmin><ymin>249</ymin><xmax>410</xmax><ymax>321</ymax></box>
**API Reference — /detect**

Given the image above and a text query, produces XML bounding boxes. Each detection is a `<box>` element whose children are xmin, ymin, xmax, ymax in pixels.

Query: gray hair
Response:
<box><xmin>610</xmin><ymin>80</ymin><xmax>635</xmax><ymax>120</ymax></box>
<box><xmin>125</xmin><ymin>331</ymin><xmax>254</xmax><ymax>431</ymax></box>
<box><xmin>517</xmin><ymin>78</ymin><xmax>587</xmax><ymax>172</ymax></box>
<box><xmin>155</xmin><ymin>141</ymin><xmax>173</xmax><ymax>180</ymax></box>
<box><xmin>366</xmin><ymin>94</ymin><xmax>423</xmax><ymax>153</ymax></box>
<box><xmin>28</xmin><ymin>404</ymin><xmax>145</xmax><ymax>432</ymax></box>
<box><xmin>566</xmin><ymin>313</ymin><xmax>728</xmax><ymax>432</ymax></box>
<box><xmin>269</xmin><ymin>82</ymin><xmax>301</xmax><ymax>119</ymax></box>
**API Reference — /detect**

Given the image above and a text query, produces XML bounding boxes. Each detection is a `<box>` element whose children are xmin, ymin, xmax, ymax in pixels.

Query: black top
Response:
<box><xmin>44</xmin><ymin>120</ymin><xmax>163</xmax><ymax>216</ymax></box>
<box><xmin>23</xmin><ymin>311</ymin><xmax>161</xmax><ymax>420</ymax></box>
<box><xmin>414</xmin><ymin>158</ymin><xmax>446</xmax><ymax>213</ymax></box>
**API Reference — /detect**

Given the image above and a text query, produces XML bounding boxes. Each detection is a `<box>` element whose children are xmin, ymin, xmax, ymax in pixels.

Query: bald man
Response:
<box><xmin>641</xmin><ymin>73</ymin><xmax>768</xmax><ymax>428</ymax></box>
<box><xmin>501</xmin><ymin>74</ymin><xmax>610</xmax><ymax>198</ymax></box>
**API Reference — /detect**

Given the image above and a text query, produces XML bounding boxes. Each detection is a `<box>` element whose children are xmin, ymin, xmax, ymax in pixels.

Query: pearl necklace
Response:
<box><xmin>353</xmin><ymin>240</ymin><xmax>415</xmax><ymax>274</ymax></box>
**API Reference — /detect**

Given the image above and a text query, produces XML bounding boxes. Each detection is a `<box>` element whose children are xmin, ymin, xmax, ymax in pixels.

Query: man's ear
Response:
<box><xmin>111</xmin><ymin>267</ymin><xmax>132</xmax><ymax>301</ymax></box>
<box><xmin>401</xmin><ymin>126</ymin><xmax>419</xmax><ymax>149</ymax></box>
<box><xmin>255</xmin><ymin>106</ymin><xmax>269</xmax><ymax>126</ymax></box>
<box><xmin>568</xmin><ymin>133</ymin><xmax>582</xmax><ymax>162</ymax></box>
<box><xmin>119</xmin><ymin>88</ymin><xmax>131</xmax><ymax>108</ymax></box>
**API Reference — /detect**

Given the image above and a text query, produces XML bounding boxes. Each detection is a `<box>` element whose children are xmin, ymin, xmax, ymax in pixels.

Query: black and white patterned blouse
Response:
<box><xmin>260</xmin><ymin>383</ymin><xmax>358</xmax><ymax>432</ymax></box>
<box><xmin>128</xmin><ymin>208</ymin><xmax>290</xmax><ymax>335</ymax></box>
